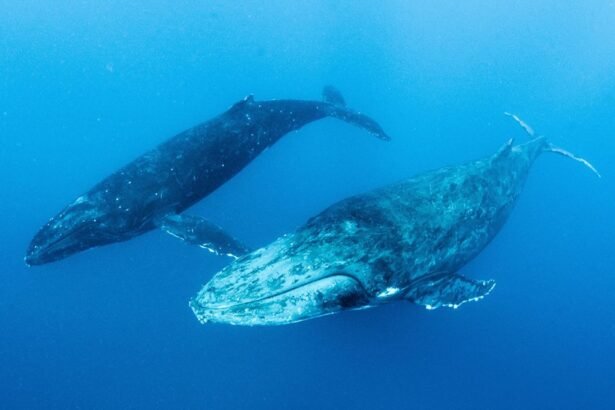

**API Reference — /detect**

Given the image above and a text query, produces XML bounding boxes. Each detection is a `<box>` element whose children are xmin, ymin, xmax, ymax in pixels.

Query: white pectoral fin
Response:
<box><xmin>157</xmin><ymin>214</ymin><xmax>251</xmax><ymax>259</ymax></box>
<box><xmin>405</xmin><ymin>273</ymin><xmax>496</xmax><ymax>310</ymax></box>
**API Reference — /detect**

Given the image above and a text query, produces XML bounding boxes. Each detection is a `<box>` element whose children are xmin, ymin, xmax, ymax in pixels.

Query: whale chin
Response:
<box><xmin>24</xmin><ymin>246</ymin><xmax>63</xmax><ymax>266</ymax></box>
<box><xmin>25</xmin><ymin>225</ymin><xmax>95</xmax><ymax>266</ymax></box>
<box><xmin>24</xmin><ymin>203</ymin><xmax>124</xmax><ymax>266</ymax></box>
<box><xmin>190</xmin><ymin>274</ymin><xmax>369</xmax><ymax>326</ymax></box>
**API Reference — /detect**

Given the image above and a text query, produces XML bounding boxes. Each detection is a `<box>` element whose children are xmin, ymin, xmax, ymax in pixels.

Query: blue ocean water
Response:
<box><xmin>1</xmin><ymin>1</ymin><xmax>614</xmax><ymax>408</ymax></box>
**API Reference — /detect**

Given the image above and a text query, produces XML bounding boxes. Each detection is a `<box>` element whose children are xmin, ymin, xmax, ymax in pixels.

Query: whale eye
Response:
<box><xmin>322</xmin><ymin>286</ymin><xmax>368</xmax><ymax>310</ymax></box>
<box><xmin>338</xmin><ymin>291</ymin><xmax>366</xmax><ymax>308</ymax></box>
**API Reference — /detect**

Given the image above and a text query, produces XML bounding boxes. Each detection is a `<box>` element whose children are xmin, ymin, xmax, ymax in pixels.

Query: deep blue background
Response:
<box><xmin>1</xmin><ymin>1</ymin><xmax>614</xmax><ymax>409</ymax></box>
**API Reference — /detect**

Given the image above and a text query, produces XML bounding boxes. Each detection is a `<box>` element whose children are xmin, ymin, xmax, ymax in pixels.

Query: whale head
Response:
<box><xmin>190</xmin><ymin>235</ymin><xmax>372</xmax><ymax>326</ymax></box>
<box><xmin>25</xmin><ymin>195</ymin><xmax>126</xmax><ymax>266</ymax></box>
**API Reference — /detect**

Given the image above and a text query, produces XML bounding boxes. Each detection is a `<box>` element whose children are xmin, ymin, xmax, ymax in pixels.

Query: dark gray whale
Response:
<box><xmin>25</xmin><ymin>88</ymin><xmax>390</xmax><ymax>266</ymax></box>
<box><xmin>191</xmin><ymin>117</ymin><xmax>599</xmax><ymax>326</ymax></box>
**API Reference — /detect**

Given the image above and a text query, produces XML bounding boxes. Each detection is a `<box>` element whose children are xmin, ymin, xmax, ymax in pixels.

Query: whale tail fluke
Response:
<box><xmin>322</xmin><ymin>85</ymin><xmax>347</xmax><ymax>107</ymax></box>
<box><xmin>504</xmin><ymin>112</ymin><xmax>536</xmax><ymax>137</ymax></box>
<box><xmin>330</xmin><ymin>108</ymin><xmax>392</xmax><ymax>141</ymax></box>
<box><xmin>323</xmin><ymin>86</ymin><xmax>391</xmax><ymax>141</ymax></box>
<box><xmin>545</xmin><ymin>144</ymin><xmax>602</xmax><ymax>178</ymax></box>
<box><xmin>505</xmin><ymin>112</ymin><xmax>601</xmax><ymax>178</ymax></box>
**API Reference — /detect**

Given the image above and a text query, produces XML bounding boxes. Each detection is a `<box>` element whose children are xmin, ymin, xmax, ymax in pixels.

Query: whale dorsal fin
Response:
<box><xmin>492</xmin><ymin>138</ymin><xmax>514</xmax><ymax>162</ymax></box>
<box><xmin>157</xmin><ymin>214</ymin><xmax>251</xmax><ymax>259</ymax></box>
<box><xmin>405</xmin><ymin>273</ymin><xmax>496</xmax><ymax>310</ymax></box>
<box><xmin>228</xmin><ymin>95</ymin><xmax>255</xmax><ymax>113</ymax></box>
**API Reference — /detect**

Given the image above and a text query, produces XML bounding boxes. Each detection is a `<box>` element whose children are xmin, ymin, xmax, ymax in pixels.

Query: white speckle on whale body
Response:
<box><xmin>199</xmin><ymin>244</ymin><xmax>217</xmax><ymax>254</ymax></box>
<box><xmin>72</xmin><ymin>195</ymin><xmax>88</xmax><ymax>206</ymax></box>
<box><xmin>343</xmin><ymin>220</ymin><xmax>358</xmax><ymax>234</ymax></box>
<box><xmin>377</xmin><ymin>287</ymin><xmax>400</xmax><ymax>298</ymax></box>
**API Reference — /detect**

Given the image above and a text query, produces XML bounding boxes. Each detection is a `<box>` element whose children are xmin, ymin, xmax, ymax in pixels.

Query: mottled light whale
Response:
<box><xmin>25</xmin><ymin>87</ymin><xmax>390</xmax><ymax>266</ymax></box>
<box><xmin>191</xmin><ymin>116</ymin><xmax>599</xmax><ymax>326</ymax></box>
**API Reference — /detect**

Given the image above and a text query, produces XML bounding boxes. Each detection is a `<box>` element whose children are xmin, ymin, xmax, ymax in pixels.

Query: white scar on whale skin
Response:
<box><xmin>377</xmin><ymin>287</ymin><xmax>401</xmax><ymax>298</ymax></box>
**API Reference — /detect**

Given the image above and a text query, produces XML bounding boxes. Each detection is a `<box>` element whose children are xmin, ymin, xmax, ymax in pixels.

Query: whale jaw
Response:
<box><xmin>191</xmin><ymin>273</ymin><xmax>369</xmax><ymax>326</ymax></box>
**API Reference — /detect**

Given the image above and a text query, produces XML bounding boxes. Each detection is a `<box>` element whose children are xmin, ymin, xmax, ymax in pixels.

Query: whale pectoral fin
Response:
<box><xmin>157</xmin><ymin>214</ymin><xmax>251</xmax><ymax>259</ymax></box>
<box><xmin>405</xmin><ymin>273</ymin><xmax>496</xmax><ymax>310</ymax></box>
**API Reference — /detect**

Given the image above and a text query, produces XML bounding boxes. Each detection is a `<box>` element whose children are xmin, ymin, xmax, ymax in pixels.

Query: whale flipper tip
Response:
<box><xmin>405</xmin><ymin>273</ymin><xmax>496</xmax><ymax>310</ymax></box>
<box><xmin>158</xmin><ymin>213</ymin><xmax>251</xmax><ymax>258</ymax></box>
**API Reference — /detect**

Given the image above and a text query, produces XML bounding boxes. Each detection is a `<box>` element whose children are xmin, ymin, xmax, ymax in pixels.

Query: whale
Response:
<box><xmin>190</xmin><ymin>116</ymin><xmax>599</xmax><ymax>326</ymax></box>
<box><xmin>25</xmin><ymin>87</ymin><xmax>390</xmax><ymax>266</ymax></box>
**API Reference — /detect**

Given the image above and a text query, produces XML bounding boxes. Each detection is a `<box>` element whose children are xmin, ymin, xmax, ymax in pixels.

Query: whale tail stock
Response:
<box><xmin>322</xmin><ymin>86</ymin><xmax>391</xmax><ymax>141</ymax></box>
<box><xmin>505</xmin><ymin>112</ymin><xmax>601</xmax><ymax>178</ymax></box>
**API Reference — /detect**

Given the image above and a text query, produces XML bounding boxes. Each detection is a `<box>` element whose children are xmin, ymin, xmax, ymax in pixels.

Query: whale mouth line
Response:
<box><xmin>27</xmin><ymin>221</ymin><xmax>93</xmax><ymax>261</ymax></box>
<box><xmin>203</xmin><ymin>272</ymin><xmax>367</xmax><ymax>311</ymax></box>
<box><xmin>46</xmin><ymin>223</ymin><xmax>91</xmax><ymax>249</ymax></box>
